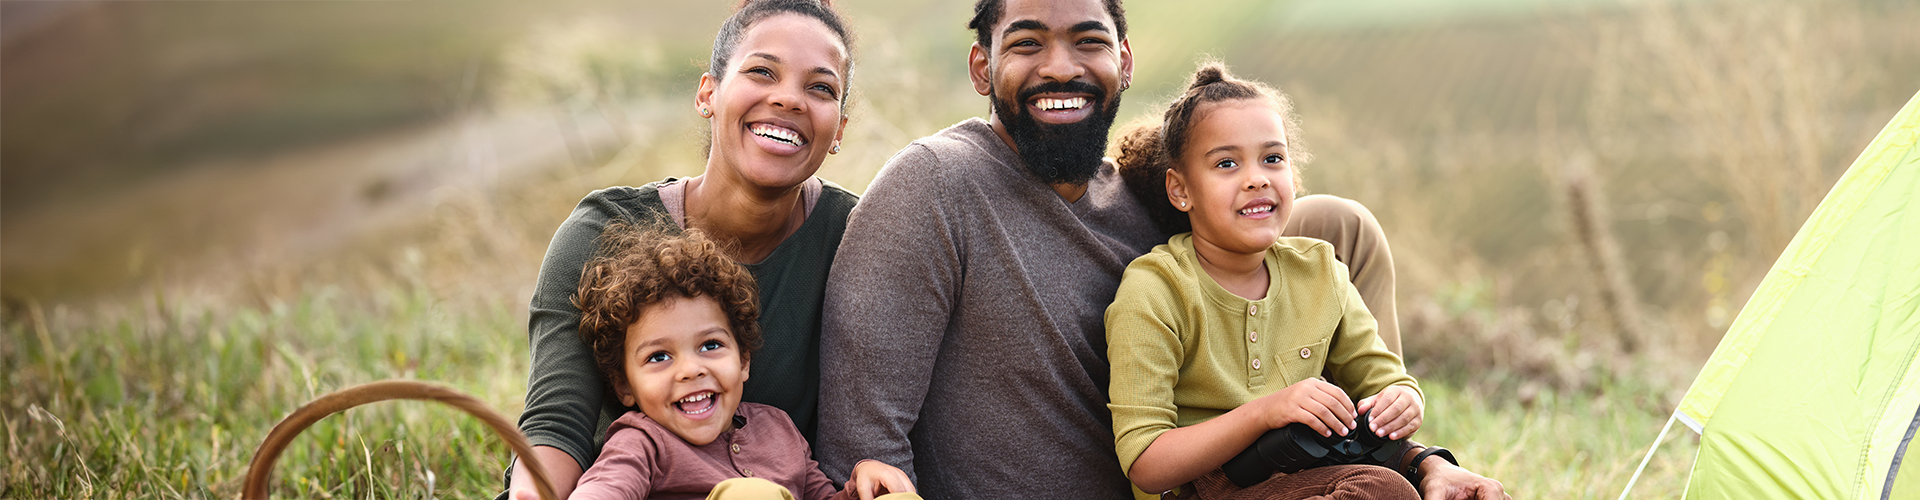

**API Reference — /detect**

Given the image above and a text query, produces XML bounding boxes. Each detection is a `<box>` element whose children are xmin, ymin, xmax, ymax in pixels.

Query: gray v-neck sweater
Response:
<box><xmin>817</xmin><ymin>118</ymin><xmax>1163</xmax><ymax>500</ymax></box>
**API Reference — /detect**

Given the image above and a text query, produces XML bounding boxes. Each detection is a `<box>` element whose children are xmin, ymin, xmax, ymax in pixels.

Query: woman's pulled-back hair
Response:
<box><xmin>1117</xmin><ymin>61</ymin><xmax>1312</xmax><ymax>236</ymax></box>
<box><xmin>711</xmin><ymin>0</ymin><xmax>855</xmax><ymax>112</ymax></box>
<box><xmin>574</xmin><ymin>222</ymin><xmax>763</xmax><ymax>395</ymax></box>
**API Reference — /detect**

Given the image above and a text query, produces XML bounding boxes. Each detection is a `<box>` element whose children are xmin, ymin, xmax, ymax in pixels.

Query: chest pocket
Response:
<box><xmin>1277</xmin><ymin>336</ymin><xmax>1330</xmax><ymax>387</ymax></box>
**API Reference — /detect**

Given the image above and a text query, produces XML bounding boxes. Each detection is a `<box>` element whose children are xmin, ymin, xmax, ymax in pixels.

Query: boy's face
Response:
<box><xmin>616</xmin><ymin>295</ymin><xmax>749</xmax><ymax>446</ymax></box>
<box><xmin>1168</xmin><ymin>100</ymin><xmax>1296</xmax><ymax>255</ymax></box>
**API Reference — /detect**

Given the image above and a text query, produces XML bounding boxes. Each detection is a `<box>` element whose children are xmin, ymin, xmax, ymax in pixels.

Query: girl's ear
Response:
<box><xmin>1166</xmin><ymin>168</ymin><xmax>1192</xmax><ymax>213</ymax></box>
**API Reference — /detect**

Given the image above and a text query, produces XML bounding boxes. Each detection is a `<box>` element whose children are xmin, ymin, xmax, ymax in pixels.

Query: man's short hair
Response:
<box><xmin>967</xmin><ymin>0</ymin><xmax>1128</xmax><ymax>50</ymax></box>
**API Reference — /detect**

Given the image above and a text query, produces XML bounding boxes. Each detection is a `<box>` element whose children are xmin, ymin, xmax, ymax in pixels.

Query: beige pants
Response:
<box><xmin>1284</xmin><ymin>195</ymin><xmax>1401</xmax><ymax>356</ymax></box>
<box><xmin>707</xmin><ymin>477</ymin><xmax>924</xmax><ymax>500</ymax></box>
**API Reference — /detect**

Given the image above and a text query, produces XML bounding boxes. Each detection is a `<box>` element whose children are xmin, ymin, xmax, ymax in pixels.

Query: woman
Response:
<box><xmin>506</xmin><ymin>1</ymin><xmax>858</xmax><ymax>498</ymax></box>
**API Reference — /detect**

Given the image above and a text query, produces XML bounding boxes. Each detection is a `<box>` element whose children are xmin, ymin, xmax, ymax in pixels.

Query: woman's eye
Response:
<box><xmin>810</xmin><ymin>83</ymin><xmax>838</xmax><ymax>98</ymax></box>
<box><xmin>645</xmin><ymin>351</ymin><xmax>671</xmax><ymax>363</ymax></box>
<box><xmin>700</xmin><ymin>340</ymin><xmax>725</xmax><ymax>352</ymax></box>
<box><xmin>1215</xmin><ymin>159</ymin><xmax>1238</xmax><ymax>169</ymax></box>
<box><xmin>744</xmin><ymin>67</ymin><xmax>773</xmax><ymax>78</ymax></box>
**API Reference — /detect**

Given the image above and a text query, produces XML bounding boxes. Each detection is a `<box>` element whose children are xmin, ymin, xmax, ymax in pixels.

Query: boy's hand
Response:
<box><xmin>849</xmin><ymin>459</ymin><xmax>916</xmax><ymax>500</ymax></box>
<box><xmin>1356</xmin><ymin>384</ymin><xmax>1422</xmax><ymax>440</ymax></box>
<box><xmin>1252</xmin><ymin>378</ymin><xmax>1357</xmax><ymax>437</ymax></box>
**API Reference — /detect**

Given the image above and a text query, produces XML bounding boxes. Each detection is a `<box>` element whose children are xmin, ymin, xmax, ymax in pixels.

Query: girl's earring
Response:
<box><xmin>830</xmin><ymin>144</ymin><xmax>840</xmax><ymax>154</ymax></box>
<box><xmin>1179</xmin><ymin>201</ymin><xmax>1187</xmax><ymax>208</ymax></box>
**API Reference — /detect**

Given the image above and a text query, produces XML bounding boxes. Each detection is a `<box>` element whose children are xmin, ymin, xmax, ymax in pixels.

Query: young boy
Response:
<box><xmin>566</xmin><ymin>224</ymin><xmax>917</xmax><ymax>500</ymax></box>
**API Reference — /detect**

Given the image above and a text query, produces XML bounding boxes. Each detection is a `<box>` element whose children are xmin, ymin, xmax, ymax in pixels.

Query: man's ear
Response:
<box><xmin>1166</xmin><ymin>168</ymin><xmax>1192</xmax><ymax>212</ymax></box>
<box><xmin>969</xmin><ymin>42</ymin><xmax>993</xmax><ymax>97</ymax></box>
<box><xmin>1118</xmin><ymin>38</ymin><xmax>1135</xmax><ymax>90</ymax></box>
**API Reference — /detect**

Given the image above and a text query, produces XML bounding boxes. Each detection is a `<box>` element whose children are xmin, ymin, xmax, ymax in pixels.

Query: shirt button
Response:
<box><xmin>1252</xmin><ymin>358</ymin><xmax>1262</xmax><ymax>370</ymax></box>
<box><xmin>1300</xmin><ymin>347</ymin><xmax>1312</xmax><ymax>359</ymax></box>
<box><xmin>731</xmin><ymin>444</ymin><xmax>742</xmax><ymax>454</ymax></box>
<box><xmin>1249</xmin><ymin>304</ymin><xmax>1259</xmax><ymax>316</ymax></box>
<box><xmin>1249</xmin><ymin>331</ymin><xmax>1258</xmax><ymax>343</ymax></box>
<box><xmin>742</xmin><ymin>469</ymin><xmax>754</xmax><ymax>477</ymax></box>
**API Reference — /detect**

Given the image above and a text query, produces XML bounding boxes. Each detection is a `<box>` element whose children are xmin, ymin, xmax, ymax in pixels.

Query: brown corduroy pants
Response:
<box><xmin>1174</xmin><ymin>466</ymin><xmax>1418</xmax><ymax>500</ymax></box>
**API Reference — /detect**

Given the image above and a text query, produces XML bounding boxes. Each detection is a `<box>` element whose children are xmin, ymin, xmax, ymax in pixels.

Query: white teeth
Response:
<box><xmin>678</xmin><ymin>393</ymin><xmax>712</xmax><ymax>404</ymax></box>
<box><xmin>1240</xmin><ymin>206</ymin><xmax>1274</xmax><ymax>216</ymax></box>
<box><xmin>1036</xmin><ymin>97</ymin><xmax>1088</xmax><ymax>110</ymax></box>
<box><xmin>750</xmin><ymin>124</ymin><xmax>805</xmax><ymax>146</ymax></box>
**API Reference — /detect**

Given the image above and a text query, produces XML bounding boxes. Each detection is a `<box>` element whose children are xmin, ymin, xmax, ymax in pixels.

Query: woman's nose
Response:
<box><xmin>768</xmin><ymin>86</ymin><xmax>806</xmax><ymax>113</ymax></box>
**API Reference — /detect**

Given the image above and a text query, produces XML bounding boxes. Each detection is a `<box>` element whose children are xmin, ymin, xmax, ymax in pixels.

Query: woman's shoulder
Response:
<box><xmin>568</xmin><ymin>181</ymin><xmax>678</xmax><ymax>228</ymax></box>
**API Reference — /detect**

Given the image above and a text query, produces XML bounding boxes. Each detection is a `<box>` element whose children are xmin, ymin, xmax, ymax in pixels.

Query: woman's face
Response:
<box><xmin>696</xmin><ymin>14</ymin><xmax>849</xmax><ymax>191</ymax></box>
<box><xmin>1167</xmin><ymin>99</ymin><xmax>1296</xmax><ymax>255</ymax></box>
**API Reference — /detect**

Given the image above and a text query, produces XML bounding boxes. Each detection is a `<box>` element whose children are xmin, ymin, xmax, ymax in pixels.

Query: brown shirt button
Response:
<box><xmin>742</xmin><ymin>469</ymin><xmax>754</xmax><ymax>477</ymax></box>
<box><xmin>1300</xmin><ymin>347</ymin><xmax>1312</xmax><ymax>359</ymax></box>
<box><xmin>731</xmin><ymin>444</ymin><xmax>742</xmax><ymax>454</ymax></box>
<box><xmin>1249</xmin><ymin>304</ymin><xmax>1260</xmax><ymax>316</ymax></box>
<box><xmin>1249</xmin><ymin>331</ymin><xmax>1258</xmax><ymax>343</ymax></box>
<box><xmin>1252</xmin><ymin>358</ymin><xmax>1262</xmax><ymax>370</ymax></box>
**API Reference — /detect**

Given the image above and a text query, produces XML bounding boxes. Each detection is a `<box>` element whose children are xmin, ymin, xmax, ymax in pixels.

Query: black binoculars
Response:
<box><xmin>1219</xmin><ymin>411</ymin><xmax>1406</xmax><ymax>488</ymax></box>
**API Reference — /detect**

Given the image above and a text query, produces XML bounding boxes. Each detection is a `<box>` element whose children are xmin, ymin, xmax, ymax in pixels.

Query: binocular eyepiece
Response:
<box><xmin>1219</xmin><ymin>411</ymin><xmax>1406</xmax><ymax>488</ymax></box>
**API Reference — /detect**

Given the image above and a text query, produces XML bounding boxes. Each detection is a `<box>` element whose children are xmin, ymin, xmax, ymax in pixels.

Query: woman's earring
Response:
<box><xmin>699</xmin><ymin>108</ymin><xmax>712</xmax><ymax>117</ymax></box>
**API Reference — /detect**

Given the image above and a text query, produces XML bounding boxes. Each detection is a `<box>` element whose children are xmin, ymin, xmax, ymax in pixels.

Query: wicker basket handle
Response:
<box><xmin>242</xmin><ymin>380</ymin><xmax>559</xmax><ymax>500</ymax></box>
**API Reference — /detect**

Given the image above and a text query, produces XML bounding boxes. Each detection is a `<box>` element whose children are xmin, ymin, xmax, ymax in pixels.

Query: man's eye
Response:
<box><xmin>645</xmin><ymin>351</ymin><xmax>671</xmax><ymax>363</ymax></box>
<box><xmin>1216</xmin><ymin>159</ymin><xmax>1237</xmax><ymax>169</ymax></box>
<box><xmin>700</xmin><ymin>340</ymin><xmax>725</xmax><ymax>352</ymax></box>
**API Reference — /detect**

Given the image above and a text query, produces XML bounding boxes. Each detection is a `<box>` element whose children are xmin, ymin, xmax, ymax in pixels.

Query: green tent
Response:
<box><xmin>1623</xmin><ymin>90</ymin><xmax>1920</xmax><ymax>499</ymax></box>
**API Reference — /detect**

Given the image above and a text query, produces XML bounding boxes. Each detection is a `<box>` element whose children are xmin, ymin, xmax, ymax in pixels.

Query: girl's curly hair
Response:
<box><xmin>1117</xmin><ymin>61</ymin><xmax>1311</xmax><ymax>236</ymax></box>
<box><xmin>574</xmin><ymin>222</ymin><xmax>762</xmax><ymax>394</ymax></box>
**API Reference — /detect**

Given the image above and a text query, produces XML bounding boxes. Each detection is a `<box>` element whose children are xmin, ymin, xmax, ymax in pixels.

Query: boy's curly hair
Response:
<box><xmin>574</xmin><ymin>222</ymin><xmax>762</xmax><ymax>395</ymax></box>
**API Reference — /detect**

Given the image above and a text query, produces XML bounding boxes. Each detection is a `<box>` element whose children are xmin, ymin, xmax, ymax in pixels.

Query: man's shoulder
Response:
<box><xmin>875</xmin><ymin>118</ymin><xmax>1004</xmax><ymax>185</ymax></box>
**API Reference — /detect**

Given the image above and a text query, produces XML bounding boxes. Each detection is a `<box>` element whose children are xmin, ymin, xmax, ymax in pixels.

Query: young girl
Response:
<box><xmin>563</xmin><ymin>224</ymin><xmax>918</xmax><ymax>500</ymax></box>
<box><xmin>1107</xmin><ymin>63</ymin><xmax>1424</xmax><ymax>500</ymax></box>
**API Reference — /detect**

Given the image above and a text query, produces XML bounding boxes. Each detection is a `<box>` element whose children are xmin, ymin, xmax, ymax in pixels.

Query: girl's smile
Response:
<box><xmin>1169</xmin><ymin>100</ymin><xmax>1297</xmax><ymax>257</ymax></box>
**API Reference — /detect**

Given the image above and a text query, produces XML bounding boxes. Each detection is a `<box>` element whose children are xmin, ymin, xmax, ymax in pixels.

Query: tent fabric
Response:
<box><xmin>1670</xmin><ymin>90</ymin><xmax>1920</xmax><ymax>500</ymax></box>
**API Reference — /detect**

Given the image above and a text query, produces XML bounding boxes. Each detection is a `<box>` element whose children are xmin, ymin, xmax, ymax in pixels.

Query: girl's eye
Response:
<box><xmin>645</xmin><ymin>351</ymin><xmax>671</xmax><ymax>364</ymax></box>
<box><xmin>1265</xmin><ymin>154</ymin><xmax>1284</xmax><ymax>164</ymax></box>
<box><xmin>1215</xmin><ymin>158</ymin><xmax>1238</xmax><ymax>169</ymax></box>
<box><xmin>700</xmin><ymin>340</ymin><xmax>725</xmax><ymax>352</ymax></box>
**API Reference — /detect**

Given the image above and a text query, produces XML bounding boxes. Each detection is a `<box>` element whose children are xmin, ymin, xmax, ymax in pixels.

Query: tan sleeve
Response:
<box><xmin>1104</xmin><ymin>255</ymin><xmax>1187</xmax><ymax>476</ymax></box>
<box><xmin>1284</xmin><ymin>195</ymin><xmax>1400</xmax><ymax>356</ymax></box>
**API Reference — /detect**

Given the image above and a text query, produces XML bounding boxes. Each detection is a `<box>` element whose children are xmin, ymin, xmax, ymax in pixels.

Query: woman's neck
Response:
<box><xmin>1191</xmin><ymin>235</ymin><xmax>1270</xmax><ymax>301</ymax></box>
<box><xmin>683</xmin><ymin>171</ymin><xmax>806</xmax><ymax>265</ymax></box>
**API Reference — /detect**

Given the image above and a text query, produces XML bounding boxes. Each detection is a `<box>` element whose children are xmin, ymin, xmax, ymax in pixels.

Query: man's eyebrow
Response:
<box><xmin>1003</xmin><ymin>19</ymin><xmax>1048</xmax><ymax>38</ymax></box>
<box><xmin>1070</xmin><ymin>21</ymin><xmax>1111</xmax><ymax>34</ymax></box>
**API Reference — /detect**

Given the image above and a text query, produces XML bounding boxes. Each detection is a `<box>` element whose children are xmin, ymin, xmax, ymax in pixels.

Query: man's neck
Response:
<box><xmin>987</xmin><ymin>113</ymin><xmax>1091</xmax><ymax>204</ymax></box>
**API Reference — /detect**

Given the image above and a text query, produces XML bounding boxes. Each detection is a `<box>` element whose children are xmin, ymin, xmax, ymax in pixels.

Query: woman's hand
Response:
<box><xmin>1250</xmin><ymin>377</ymin><xmax>1357</xmax><ymax>436</ymax></box>
<box><xmin>1418</xmin><ymin>458</ymin><xmax>1510</xmax><ymax>500</ymax></box>
<box><xmin>1356</xmin><ymin>384</ymin><xmax>1422</xmax><ymax>440</ymax></box>
<box><xmin>848</xmin><ymin>459</ymin><xmax>915</xmax><ymax>500</ymax></box>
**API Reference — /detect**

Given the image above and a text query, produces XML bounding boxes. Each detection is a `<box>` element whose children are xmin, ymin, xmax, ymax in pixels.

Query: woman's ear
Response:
<box><xmin>695</xmin><ymin>72</ymin><xmax>718</xmax><ymax>117</ymax></box>
<box><xmin>1166</xmin><ymin>168</ymin><xmax>1192</xmax><ymax>212</ymax></box>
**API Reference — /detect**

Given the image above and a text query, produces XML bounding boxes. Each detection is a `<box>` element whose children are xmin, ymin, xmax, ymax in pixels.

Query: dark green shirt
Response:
<box><xmin>518</xmin><ymin>178</ymin><xmax>856</xmax><ymax>471</ymax></box>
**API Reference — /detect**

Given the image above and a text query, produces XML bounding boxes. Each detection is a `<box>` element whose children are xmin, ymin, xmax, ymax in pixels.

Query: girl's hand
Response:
<box><xmin>849</xmin><ymin>459</ymin><xmax>916</xmax><ymax>500</ymax></box>
<box><xmin>1252</xmin><ymin>378</ymin><xmax>1356</xmax><ymax>437</ymax></box>
<box><xmin>1356</xmin><ymin>384</ymin><xmax>1423</xmax><ymax>440</ymax></box>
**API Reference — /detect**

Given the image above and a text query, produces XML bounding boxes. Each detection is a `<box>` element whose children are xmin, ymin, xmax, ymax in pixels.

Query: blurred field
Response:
<box><xmin>4</xmin><ymin>0</ymin><xmax>1918</xmax><ymax>498</ymax></box>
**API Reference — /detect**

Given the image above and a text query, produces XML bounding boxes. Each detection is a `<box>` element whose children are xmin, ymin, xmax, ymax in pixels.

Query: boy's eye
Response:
<box><xmin>1215</xmin><ymin>158</ymin><xmax>1238</xmax><ymax>169</ymax></box>
<box><xmin>645</xmin><ymin>351</ymin><xmax>671</xmax><ymax>364</ymax></box>
<box><xmin>700</xmin><ymin>340</ymin><xmax>725</xmax><ymax>352</ymax></box>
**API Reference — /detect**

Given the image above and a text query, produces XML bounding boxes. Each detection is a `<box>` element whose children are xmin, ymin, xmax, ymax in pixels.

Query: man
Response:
<box><xmin>817</xmin><ymin>1</ymin><xmax>1509</xmax><ymax>498</ymax></box>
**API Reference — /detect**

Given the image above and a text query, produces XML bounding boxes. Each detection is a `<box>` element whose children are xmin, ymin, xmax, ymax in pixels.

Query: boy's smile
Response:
<box><xmin>617</xmin><ymin>295</ymin><xmax>750</xmax><ymax>446</ymax></box>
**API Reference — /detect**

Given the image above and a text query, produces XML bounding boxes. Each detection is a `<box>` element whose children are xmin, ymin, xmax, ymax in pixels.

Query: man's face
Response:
<box><xmin>970</xmin><ymin>0</ymin><xmax>1133</xmax><ymax>185</ymax></box>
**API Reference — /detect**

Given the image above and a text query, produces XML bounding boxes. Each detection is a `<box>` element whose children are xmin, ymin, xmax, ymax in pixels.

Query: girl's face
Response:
<box><xmin>696</xmin><ymin>14</ymin><xmax>850</xmax><ymax>191</ymax></box>
<box><xmin>617</xmin><ymin>295</ymin><xmax>749</xmax><ymax>446</ymax></box>
<box><xmin>1167</xmin><ymin>99</ymin><xmax>1296</xmax><ymax>255</ymax></box>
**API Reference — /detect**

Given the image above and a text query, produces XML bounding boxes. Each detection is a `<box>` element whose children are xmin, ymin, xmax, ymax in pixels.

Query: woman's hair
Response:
<box><xmin>711</xmin><ymin>0</ymin><xmax>855</xmax><ymax>114</ymax></box>
<box><xmin>574</xmin><ymin>222</ymin><xmax>763</xmax><ymax>394</ymax></box>
<box><xmin>1117</xmin><ymin>61</ymin><xmax>1312</xmax><ymax>236</ymax></box>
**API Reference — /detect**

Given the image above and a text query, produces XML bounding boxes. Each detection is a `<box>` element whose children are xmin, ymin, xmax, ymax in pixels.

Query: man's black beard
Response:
<box><xmin>992</xmin><ymin>80</ymin><xmax>1122</xmax><ymax>186</ymax></box>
